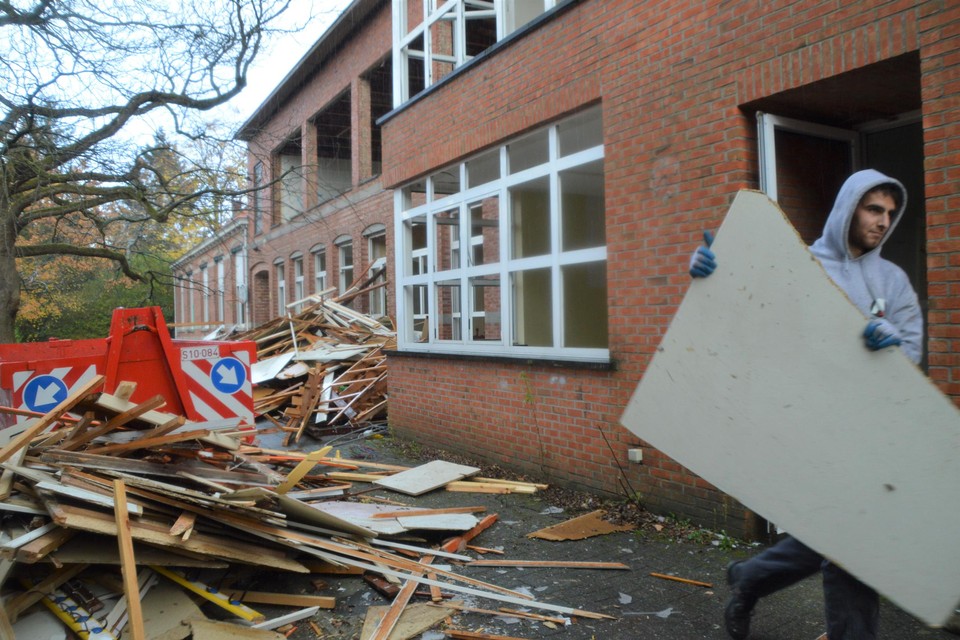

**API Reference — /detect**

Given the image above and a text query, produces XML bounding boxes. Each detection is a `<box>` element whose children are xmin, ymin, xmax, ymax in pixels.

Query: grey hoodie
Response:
<box><xmin>809</xmin><ymin>169</ymin><xmax>923</xmax><ymax>364</ymax></box>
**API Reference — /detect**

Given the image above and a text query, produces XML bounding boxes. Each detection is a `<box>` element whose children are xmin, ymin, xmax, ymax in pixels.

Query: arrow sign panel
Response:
<box><xmin>210</xmin><ymin>357</ymin><xmax>246</xmax><ymax>395</ymax></box>
<box><xmin>23</xmin><ymin>375</ymin><xmax>68</xmax><ymax>413</ymax></box>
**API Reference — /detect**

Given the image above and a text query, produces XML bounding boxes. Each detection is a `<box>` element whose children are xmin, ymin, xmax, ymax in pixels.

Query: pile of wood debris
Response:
<box><xmin>227</xmin><ymin>287</ymin><xmax>395</xmax><ymax>446</ymax></box>
<box><xmin>0</xmin><ymin>377</ymin><xmax>623</xmax><ymax>639</ymax></box>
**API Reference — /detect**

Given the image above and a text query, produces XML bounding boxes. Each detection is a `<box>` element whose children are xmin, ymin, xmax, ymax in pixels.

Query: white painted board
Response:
<box><xmin>373</xmin><ymin>460</ymin><xmax>480</xmax><ymax>496</ymax></box>
<box><xmin>620</xmin><ymin>190</ymin><xmax>960</xmax><ymax>626</ymax></box>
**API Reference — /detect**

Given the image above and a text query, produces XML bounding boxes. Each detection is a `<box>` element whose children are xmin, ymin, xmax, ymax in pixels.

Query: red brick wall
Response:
<box><xmin>383</xmin><ymin>0</ymin><xmax>960</xmax><ymax>537</ymax></box>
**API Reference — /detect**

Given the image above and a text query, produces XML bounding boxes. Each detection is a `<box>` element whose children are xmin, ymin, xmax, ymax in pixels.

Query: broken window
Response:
<box><xmin>277</xmin><ymin>133</ymin><xmax>304</xmax><ymax>223</ymax></box>
<box><xmin>396</xmin><ymin>105</ymin><xmax>607</xmax><ymax>361</ymax></box>
<box><xmin>314</xmin><ymin>91</ymin><xmax>353</xmax><ymax>203</ymax></box>
<box><xmin>393</xmin><ymin>0</ymin><xmax>561</xmax><ymax>106</ymax></box>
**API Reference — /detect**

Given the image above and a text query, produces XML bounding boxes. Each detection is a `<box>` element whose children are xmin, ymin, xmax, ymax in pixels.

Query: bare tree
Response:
<box><xmin>0</xmin><ymin>0</ymin><xmax>295</xmax><ymax>342</ymax></box>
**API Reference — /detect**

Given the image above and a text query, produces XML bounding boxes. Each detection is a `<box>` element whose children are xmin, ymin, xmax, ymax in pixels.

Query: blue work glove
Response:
<box><xmin>689</xmin><ymin>231</ymin><xmax>716</xmax><ymax>278</ymax></box>
<box><xmin>863</xmin><ymin>318</ymin><xmax>902</xmax><ymax>351</ymax></box>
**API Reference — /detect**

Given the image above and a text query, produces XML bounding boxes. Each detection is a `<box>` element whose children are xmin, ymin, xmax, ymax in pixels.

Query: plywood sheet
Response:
<box><xmin>526</xmin><ymin>510</ymin><xmax>634</xmax><ymax>541</ymax></box>
<box><xmin>621</xmin><ymin>190</ymin><xmax>960</xmax><ymax>626</ymax></box>
<box><xmin>374</xmin><ymin>461</ymin><xmax>480</xmax><ymax>496</ymax></box>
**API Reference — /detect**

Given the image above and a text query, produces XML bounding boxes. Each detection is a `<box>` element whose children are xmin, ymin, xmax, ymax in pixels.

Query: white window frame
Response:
<box><xmin>365</xmin><ymin>225</ymin><xmax>388</xmax><ymax>317</ymax></box>
<box><xmin>187</xmin><ymin>271</ymin><xmax>195</xmax><ymax>324</ymax></box>
<box><xmin>275</xmin><ymin>261</ymin><xmax>286</xmax><ymax>317</ymax></box>
<box><xmin>313</xmin><ymin>247</ymin><xmax>328</xmax><ymax>294</ymax></box>
<box><xmin>337</xmin><ymin>237</ymin><xmax>354</xmax><ymax>296</ymax></box>
<box><xmin>757</xmin><ymin>112</ymin><xmax>859</xmax><ymax>202</ymax></box>
<box><xmin>395</xmin><ymin>107</ymin><xmax>607</xmax><ymax>362</ymax></box>
<box><xmin>234</xmin><ymin>251</ymin><xmax>247</xmax><ymax>328</ymax></box>
<box><xmin>201</xmin><ymin>264</ymin><xmax>210</xmax><ymax>327</ymax></box>
<box><xmin>392</xmin><ymin>0</ymin><xmax>561</xmax><ymax>107</ymax></box>
<box><xmin>215</xmin><ymin>257</ymin><xmax>225</xmax><ymax>323</ymax></box>
<box><xmin>292</xmin><ymin>253</ymin><xmax>305</xmax><ymax>313</ymax></box>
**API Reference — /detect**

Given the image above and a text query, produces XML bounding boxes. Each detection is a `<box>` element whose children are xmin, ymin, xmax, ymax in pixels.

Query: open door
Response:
<box><xmin>757</xmin><ymin>111</ymin><xmax>927</xmax><ymax>367</ymax></box>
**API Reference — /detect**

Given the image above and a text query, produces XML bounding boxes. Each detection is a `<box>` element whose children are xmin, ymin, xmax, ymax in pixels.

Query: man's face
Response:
<box><xmin>848</xmin><ymin>190</ymin><xmax>897</xmax><ymax>257</ymax></box>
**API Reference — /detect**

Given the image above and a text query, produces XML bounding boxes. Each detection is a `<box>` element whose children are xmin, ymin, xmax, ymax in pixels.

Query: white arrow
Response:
<box><xmin>215</xmin><ymin>362</ymin><xmax>238</xmax><ymax>386</ymax></box>
<box><xmin>35</xmin><ymin>382</ymin><xmax>62</xmax><ymax>406</ymax></box>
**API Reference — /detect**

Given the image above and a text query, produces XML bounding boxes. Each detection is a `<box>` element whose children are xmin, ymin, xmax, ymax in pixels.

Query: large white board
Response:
<box><xmin>621</xmin><ymin>190</ymin><xmax>960</xmax><ymax>626</ymax></box>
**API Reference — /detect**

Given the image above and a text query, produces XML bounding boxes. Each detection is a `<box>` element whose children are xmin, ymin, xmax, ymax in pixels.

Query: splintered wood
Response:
<box><xmin>0</xmin><ymin>384</ymin><xmax>621</xmax><ymax>639</ymax></box>
<box><xmin>230</xmin><ymin>287</ymin><xmax>395</xmax><ymax>444</ymax></box>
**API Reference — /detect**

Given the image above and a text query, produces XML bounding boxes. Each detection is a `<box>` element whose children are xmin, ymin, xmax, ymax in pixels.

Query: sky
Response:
<box><xmin>215</xmin><ymin>0</ymin><xmax>353</xmax><ymax>129</ymax></box>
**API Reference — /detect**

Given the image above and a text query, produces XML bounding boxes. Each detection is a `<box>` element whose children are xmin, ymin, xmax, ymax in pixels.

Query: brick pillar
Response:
<box><xmin>919</xmin><ymin>0</ymin><xmax>960</xmax><ymax>403</ymax></box>
<box><xmin>352</xmin><ymin>76</ymin><xmax>373</xmax><ymax>184</ymax></box>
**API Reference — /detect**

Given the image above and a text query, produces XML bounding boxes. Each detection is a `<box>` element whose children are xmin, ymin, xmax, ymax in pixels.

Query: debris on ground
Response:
<box><xmin>227</xmin><ymin>281</ymin><xmax>395</xmax><ymax>446</ymax></box>
<box><xmin>0</xmin><ymin>379</ymin><xmax>629</xmax><ymax>640</ymax></box>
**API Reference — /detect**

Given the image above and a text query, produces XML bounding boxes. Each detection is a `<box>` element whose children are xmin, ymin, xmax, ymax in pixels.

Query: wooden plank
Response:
<box><xmin>14</xmin><ymin>527</ymin><xmax>75</xmax><ymax>564</ymax></box>
<box><xmin>361</xmin><ymin>602</ymin><xmax>452</xmax><ymax>640</ymax></box>
<box><xmin>468</xmin><ymin>560</ymin><xmax>629</xmax><ymax>570</ymax></box>
<box><xmin>38</xmin><ymin>533</ymin><xmax>229</xmax><ymax>568</ymax></box>
<box><xmin>82</xmin><ymin>427</ymin><xmax>211</xmax><ymax>456</ymax></box>
<box><xmin>224</xmin><ymin>590</ymin><xmax>335</xmax><ymax>609</ymax></box>
<box><xmin>371</xmin><ymin>507</ymin><xmax>487</xmax><ymax>519</ymax></box>
<box><xmin>190</xmin><ymin>619</ymin><xmax>284</xmax><ymax>640</ymax></box>
<box><xmin>374</xmin><ymin>461</ymin><xmax>480</xmax><ymax>496</ymax></box>
<box><xmin>169</xmin><ymin>511</ymin><xmax>197</xmax><ymax>537</ymax></box>
<box><xmin>35</xmin><ymin>480</ymin><xmax>142</xmax><ymax>515</ymax></box>
<box><xmin>60</xmin><ymin>393</ymin><xmax>167</xmax><ymax>451</ymax></box>
<box><xmin>274</xmin><ymin>445</ymin><xmax>332</xmax><ymax>494</ymax></box>
<box><xmin>94</xmin><ymin>392</ymin><xmax>180</xmax><ymax>427</ymax></box>
<box><xmin>0</xmin><ymin>446</ymin><xmax>26</xmax><ymax>500</ymax></box>
<box><xmin>0</xmin><ymin>374</ymin><xmax>105</xmax><ymax>464</ymax></box>
<box><xmin>114</xmin><ymin>479</ymin><xmax>146</xmax><ymax>640</ymax></box>
<box><xmin>46</xmin><ymin>502</ymin><xmax>308</xmax><ymax>572</ymax></box>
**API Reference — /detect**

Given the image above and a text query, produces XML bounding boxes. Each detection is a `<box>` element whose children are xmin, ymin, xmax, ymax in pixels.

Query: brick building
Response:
<box><xmin>175</xmin><ymin>0</ymin><xmax>959</xmax><ymax>538</ymax></box>
<box><xmin>173</xmin><ymin>0</ymin><xmax>394</xmax><ymax>339</ymax></box>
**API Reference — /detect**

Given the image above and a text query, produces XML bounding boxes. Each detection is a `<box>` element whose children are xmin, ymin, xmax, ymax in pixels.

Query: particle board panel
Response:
<box><xmin>373</xmin><ymin>461</ymin><xmax>480</xmax><ymax>496</ymax></box>
<box><xmin>395</xmin><ymin>514</ymin><xmax>479</xmax><ymax>531</ymax></box>
<box><xmin>620</xmin><ymin>190</ymin><xmax>960</xmax><ymax>626</ymax></box>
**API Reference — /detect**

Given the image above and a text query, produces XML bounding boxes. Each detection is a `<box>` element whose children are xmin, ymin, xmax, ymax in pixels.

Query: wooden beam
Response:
<box><xmin>114</xmin><ymin>479</ymin><xmax>146</xmax><ymax>640</ymax></box>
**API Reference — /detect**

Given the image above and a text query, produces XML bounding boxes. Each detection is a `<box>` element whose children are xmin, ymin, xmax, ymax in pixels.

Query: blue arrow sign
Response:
<box><xmin>210</xmin><ymin>357</ymin><xmax>246</xmax><ymax>395</ymax></box>
<box><xmin>23</xmin><ymin>374</ymin><xmax>68</xmax><ymax>413</ymax></box>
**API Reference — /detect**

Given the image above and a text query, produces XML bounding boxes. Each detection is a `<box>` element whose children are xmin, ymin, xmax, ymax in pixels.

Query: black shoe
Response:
<box><xmin>724</xmin><ymin>561</ymin><xmax>755</xmax><ymax>640</ymax></box>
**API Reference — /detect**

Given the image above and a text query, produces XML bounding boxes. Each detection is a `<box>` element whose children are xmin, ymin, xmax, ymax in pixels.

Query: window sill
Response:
<box><xmin>384</xmin><ymin>348</ymin><xmax>615</xmax><ymax>371</ymax></box>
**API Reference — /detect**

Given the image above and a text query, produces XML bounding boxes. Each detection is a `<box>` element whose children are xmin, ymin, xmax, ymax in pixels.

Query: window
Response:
<box><xmin>234</xmin><ymin>250</ymin><xmax>247</xmax><ymax>327</ymax></box>
<box><xmin>279</xmin><ymin>151</ymin><xmax>305</xmax><ymax>222</ymax></box>
<box><xmin>200</xmin><ymin>264</ymin><xmax>210</xmax><ymax>326</ymax></box>
<box><xmin>252</xmin><ymin>161</ymin><xmax>265</xmax><ymax>235</ymax></box>
<box><xmin>393</xmin><ymin>0</ymin><xmax>561</xmax><ymax>106</ymax></box>
<box><xmin>275</xmin><ymin>261</ymin><xmax>286</xmax><ymax>316</ymax></box>
<box><xmin>366</xmin><ymin>226</ymin><xmax>388</xmax><ymax>317</ymax></box>
<box><xmin>186</xmin><ymin>271</ymin><xmax>195</xmax><ymax>324</ymax></box>
<box><xmin>396</xmin><ymin>105</ymin><xmax>606</xmax><ymax>361</ymax></box>
<box><xmin>336</xmin><ymin>237</ymin><xmax>354</xmax><ymax>297</ymax></box>
<box><xmin>313</xmin><ymin>247</ymin><xmax>328</xmax><ymax>295</ymax></box>
<box><xmin>292</xmin><ymin>254</ymin><xmax>305</xmax><ymax>313</ymax></box>
<box><xmin>215</xmin><ymin>257</ymin><xmax>225</xmax><ymax>323</ymax></box>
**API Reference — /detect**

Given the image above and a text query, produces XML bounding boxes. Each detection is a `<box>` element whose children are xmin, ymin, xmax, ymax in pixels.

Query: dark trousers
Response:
<box><xmin>735</xmin><ymin>536</ymin><xmax>879</xmax><ymax>640</ymax></box>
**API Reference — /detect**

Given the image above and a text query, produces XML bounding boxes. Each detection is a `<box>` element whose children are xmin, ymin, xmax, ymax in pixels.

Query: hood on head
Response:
<box><xmin>816</xmin><ymin>169</ymin><xmax>907</xmax><ymax>261</ymax></box>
